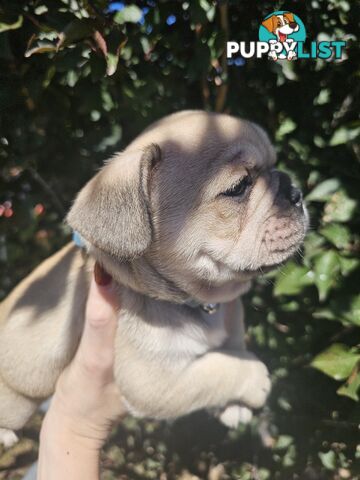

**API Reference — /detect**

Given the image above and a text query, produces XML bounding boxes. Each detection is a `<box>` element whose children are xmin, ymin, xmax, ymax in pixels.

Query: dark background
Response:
<box><xmin>0</xmin><ymin>1</ymin><xmax>359</xmax><ymax>478</ymax></box>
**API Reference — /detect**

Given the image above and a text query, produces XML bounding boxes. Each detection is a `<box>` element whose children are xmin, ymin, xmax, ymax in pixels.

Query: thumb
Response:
<box><xmin>77</xmin><ymin>263</ymin><xmax>120</xmax><ymax>368</ymax></box>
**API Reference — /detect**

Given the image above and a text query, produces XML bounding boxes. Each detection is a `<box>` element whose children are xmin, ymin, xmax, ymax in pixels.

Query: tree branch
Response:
<box><xmin>215</xmin><ymin>2</ymin><xmax>229</xmax><ymax>113</ymax></box>
<box><xmin>27</xmin><ymin>167</ymin><xmax>66</xmax><ymax>217</ymax></box>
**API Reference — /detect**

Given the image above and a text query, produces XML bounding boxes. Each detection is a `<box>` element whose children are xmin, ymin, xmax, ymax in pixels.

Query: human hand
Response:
<box><xmin>38</xmin><ymin>263</ymin><xmax>124</xmax><ymax>480</ymax></box>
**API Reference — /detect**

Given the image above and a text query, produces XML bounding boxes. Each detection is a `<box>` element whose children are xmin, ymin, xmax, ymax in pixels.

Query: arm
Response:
<box><xmin>37</xmin><ymin>264</ymin><xmax>124</xmax><ymax>480</ymax></box>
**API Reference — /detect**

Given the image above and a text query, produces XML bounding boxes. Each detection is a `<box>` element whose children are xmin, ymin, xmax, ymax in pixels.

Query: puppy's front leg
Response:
<box><xmin>153</xmin><ymin>350</ymin><xmax>270</xmax><ymax>418</ymax></box>
<box><xmin>0</xmin><ymin>374</ymin><xmax>38</xmax><ymax>447</ymax></box>
<box><xmin>219</xmin><ymin>298</ymin><xmax>255</xmax><ymax>427</ymax></box>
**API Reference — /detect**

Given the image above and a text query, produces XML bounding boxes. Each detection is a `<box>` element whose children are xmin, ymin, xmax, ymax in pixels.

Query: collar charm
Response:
<box><xmin>184</xmin><ymin>298</ymin><xmax>220</xmax><ymax>314</ymax></box>
<box><xmin>200</xmin><ymin>303</ymin><xmax>219</xmax><ymax>315</ymax></box>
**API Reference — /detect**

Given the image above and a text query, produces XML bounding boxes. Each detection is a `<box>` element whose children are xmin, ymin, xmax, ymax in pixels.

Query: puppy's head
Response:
<box><xmin>67</xmin><ymin>111</ymin><xmax>308</xmax><ymax>303</ymax></box>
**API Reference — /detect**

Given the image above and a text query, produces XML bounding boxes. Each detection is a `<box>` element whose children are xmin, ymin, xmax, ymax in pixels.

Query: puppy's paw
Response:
<box><xmin>219</xmin><ymin>405</ymin><xmax>253</xmax><ymax>428</ymax></box>
<box><xmin>0</xmin><ymin>428</ymin><xmax>19</xmax><ymax>449</ymax></box>
<box><xmin>239</xmin><ymin>359</ymin><xmax>271</xmax><ymax>409</ymax></box>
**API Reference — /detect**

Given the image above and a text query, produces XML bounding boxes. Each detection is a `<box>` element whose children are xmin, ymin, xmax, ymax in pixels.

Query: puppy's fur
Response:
<box><xmin>0</xmin><ymin>111</ymin><xmax>307</xmax><ymax>441</ymax></box>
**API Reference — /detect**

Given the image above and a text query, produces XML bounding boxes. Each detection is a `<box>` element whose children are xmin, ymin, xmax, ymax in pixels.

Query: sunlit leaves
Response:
<box><xmin>322</xmin><ymin>191</ymin><xmax>357</xmax><ymax>223</ymax></box>
<box><xmin>311</xmin><ymin>344</ymin><xmax>360</xmax><ymax>401</ymax></box>
<box><xmin>23</xmin><ymin>12</ymin><xmax>127</xmax><ymax>76</ymax></box>
<box><xmin>57</xmin><ymin>18</ymin><xmax>99</xmax><ymax>49</ymax></box>
<box><xmin>274</xmin><ymin>262</ymin><xmax>314</xmax><ymax>296</ymax></box>
<box><xmin>329</xmin><ymin>125</ymin><xmax>360</xmax><ymax>146</ymax></box>
<box><xmin>320</xmin><ymin>223</ymin><xmax>351</xmax><ymax>249</ymax></box>
<box><xmin>311</xmin><ymin>343</ymin><xmax>359</xmax><ymax>380</ymax></box>
<box><xmin>0</xmin><ymin>15</ymin><xmax>23</xmax><ymax>33</ymax></box>
<box><xmin>337</xmin><ymin>368</ymin><xmax>360</xmax><ymax>401</ymax></box>
<box><xmin>313</xmin><ymin>250</ymin><xmax>340</xmax><ymax>301</ymax></box>
<box><xmin>24</xmin><ymin>41</ymin><xmax>57</xmax><ymax>58</ymax></box>
<box><xmin>113</xmin><ymin>5</ymin><xmax>143</xmax><ymax>24</ymax></box>
<box><xmin>275</xmin><ymin>118</ymin><xmax>297</xmax><ymax>141</ymax></box>
<box><xmin>314</xmin><ymin>294</ymin><xmax>360</xmax><ymax>326</ymax></box>
<box><xmin>306</xmin><ymin>178</ymin><xmax>341</xmax><ymax>202</ymax></box>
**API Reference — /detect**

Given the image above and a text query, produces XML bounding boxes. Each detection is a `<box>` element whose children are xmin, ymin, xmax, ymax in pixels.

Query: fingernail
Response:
<box><xmin>94</xmin><ymin>262</ymin><xmax>112</xmax><ymax>286</ymax></box>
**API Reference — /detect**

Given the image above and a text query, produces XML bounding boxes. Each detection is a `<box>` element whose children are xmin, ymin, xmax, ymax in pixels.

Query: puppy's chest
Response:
<box><xmin>121</xmin><ymin>302</ymin><xmax>228</xmax><ymax>364</ymax></box>
<box><xmin>198</xmin><ymin>308</ymin><xmax>228</xmax><ymax>348</ymax></box>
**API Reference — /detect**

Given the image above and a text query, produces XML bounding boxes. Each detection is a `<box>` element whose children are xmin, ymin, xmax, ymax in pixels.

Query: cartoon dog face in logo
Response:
<box><xmin>262</xmin><ymin>13</ymin><xmax>299</xmax><ymax>42</ymax></box>
<box><xmin>262</xmin><ymin>12</ymin><xmax>300</xmax><ymax>60</ymax></box>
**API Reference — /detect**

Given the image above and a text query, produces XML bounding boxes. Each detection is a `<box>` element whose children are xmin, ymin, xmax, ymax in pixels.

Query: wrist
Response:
<box><xmin>38</xmin><ymin>411</ymin><xmax>102</xmax><ymax>480</ymax></box>
<box><xmin>41</xmin><ymin>406</ymin><xmax>106</xmax><ymax>452</ymax></box>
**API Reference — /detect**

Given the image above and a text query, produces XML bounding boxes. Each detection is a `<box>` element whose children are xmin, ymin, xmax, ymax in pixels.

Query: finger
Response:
<box><xmin>86</xmin><ymin>263</ymin><xmax>118</xmax><ymax>327</ymax></box>
<box><xmin>77</xmin><ymin>264</ymin><xmax>120</xmax><ymax>369</ymax></box>
<box><xmin>94</xmin><ymin>261</ymin><xmax>112</xmax><ymax>288</ymax></box>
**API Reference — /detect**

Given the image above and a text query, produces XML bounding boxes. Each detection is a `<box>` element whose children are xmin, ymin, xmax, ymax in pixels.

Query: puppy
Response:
<box><xmin>262</xmin><ymin>12</ymin><xmax>300</xmax><ymax>61</ymax></box>
<box><xmin>0</xmin><ymin>111</ymin><xmax>307</xmax><ymax>445</ymax></box>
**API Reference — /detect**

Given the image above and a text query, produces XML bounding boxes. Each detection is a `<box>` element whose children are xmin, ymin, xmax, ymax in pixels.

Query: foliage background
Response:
<box><xmin>0</xmin><ymin>0</ymin><xmax>359</xmax><ymax>479</ymax></box>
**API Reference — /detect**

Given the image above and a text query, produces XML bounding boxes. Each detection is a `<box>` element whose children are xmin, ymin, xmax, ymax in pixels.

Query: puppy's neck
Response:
<box><xmin>88</xmin><ymin>245</ymin><xmax>190</xmax><ymax>303</ymax></box>
<box><xmin>88</xmin><ymin>245</ymin><xmax>251</xmax><ymax>304</ymax></box>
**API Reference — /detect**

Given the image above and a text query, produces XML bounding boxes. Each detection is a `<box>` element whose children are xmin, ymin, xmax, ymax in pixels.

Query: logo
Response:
<box><xmin>259</xmin><ymin>11</ymin><xmax>306</xmax><ymax>61</ymax></box>
<box><xmin>227</xmin><ymin>11</ymin><xmax>346</xmax><ymax>61</ymax></box>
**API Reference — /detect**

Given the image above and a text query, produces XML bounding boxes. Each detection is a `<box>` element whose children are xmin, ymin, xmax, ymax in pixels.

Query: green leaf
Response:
<box><xmin>314</xmin><ymin>295</ymin><xmax>360</xmax><ymax>327</ymax></box>
<box><xmin>114</xmin><ymin>6</ymin><xmax>143</xmax><ymax>24</ymax></box>
<box><xmin>313</xmin><ymin>306</ymin><xmax>337</xmax><ymax>322</ymax></box>
<box><xmin>57</xmin><ymin>18</ymin><xmax>98</xmax><ymax>49</ymax></box>
<box><xmin>323</xmin><ymin>191</ymin><xmax>357</xmax><ymax>223</ymax></box>
<box><xmin>24</xmin><ymin>42</ymin><xmax>57</xmax><ymax>58</ymax></box>
<box><xmin>313</xmin><ymin>250</ymin><xmax>340</xmax><ymax>301</ymax></box>
<box><xmin>343</xmin><ymin>295</ymin><xmax>360</xmax><ymax>326</ymax></box>
<box><xmin>319</xmin><ymin>450</ymin><xmax>336</xmax><ymax>470</ymax></box>
<box><xmin>329</xmin><ymin>126</ymin><xmax>360</xmax><ymax>146</ymax></box>
<box><xmin>34</xmin><ymin>5</ymin><xmax>48</xmax><ymax>15</ymax></box>
<box><xmin>0</xmin><ymin>15</ymin><xmax>23</xmax><ymax>33</ymax></box>
<box><xmin>311</xmin><ymin>344</ymin><xmax>360</xmax><ymax>381</ymax></box>
<box><xmin>314</xmin><ymin>88</ymin><xmax>330</xmax><ymax>105</ymax></box>
<box><xmin>274</xmin><ymin>435</ymin><xmax>294</xmax><ymax>450</ymax></box>
<box><xmin>106</xmin><ymin>35</ymin><xmax>127</xmax><ymax>76</ymax></box>
<box><xmin>275</xmin><ymin>119</ymin><xmax>296</xmax><ymax>141</ymax></box>
<box><xmin>274</xmin><ymin>262</ymin><xmax>314</xmax><ymax>296</ymax></box>
<box><xmin>305</xmin><ymin>178</ymin><xmax>340</xmax><ymax>202</ymax></box>
<box><xmin>304</xmin><ymin>232</ymin><xmax>325</xmax><ymax>260</ymax></box>
<box><xmin>337</xmin><ymin>368</ymin><xmax>360</xmax><ymax>401</ymax></box>
<box><xmin>339</xmin><ymin>257</ymin><xmax>360</xmax><ymax>276</ymax></box>
<box><xmin>199</xmin><ymin>0</ymin><xmax>216</xmax><ymax>21</ymax></box>
<box><xmin>320</xmin><ymin>223</ymin><xmax>351</xmax><ymax>249</ymax></box>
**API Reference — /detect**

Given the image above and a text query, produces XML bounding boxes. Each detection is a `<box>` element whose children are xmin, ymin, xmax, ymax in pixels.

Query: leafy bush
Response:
<box><xmin>0</xmin><ymin>0</ymin><xmax>359</xmax><ymax>478</ymax></box>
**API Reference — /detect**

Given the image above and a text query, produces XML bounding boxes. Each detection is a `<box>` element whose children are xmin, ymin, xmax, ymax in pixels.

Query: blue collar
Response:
<box><xmin>72</xmin><ymin>231</ymin><xmax>86</xmax><ymax>249</ymax></box>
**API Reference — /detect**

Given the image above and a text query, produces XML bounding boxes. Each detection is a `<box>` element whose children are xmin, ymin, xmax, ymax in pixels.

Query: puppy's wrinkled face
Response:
<box><xmin>143</xmin><ymin>112</ymin><xmax>308</xmax><ymax>300</ymax></box>
<box><xmin>68</xmin><ymin>110</ymin><xmax>308</xmax><ymax>303</ymax></box>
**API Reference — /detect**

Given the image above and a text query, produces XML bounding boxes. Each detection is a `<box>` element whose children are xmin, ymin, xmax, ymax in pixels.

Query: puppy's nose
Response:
<box><xmin>277</xmin><ymin>171</ymin><xmax>302</xmax><ymax>207</ymax></box>
<box><xmin>290</xmin><ymin>186</ymin><xmax>302</xmax><ymax>207</ymax></box>
<box><xmin>289</xmin><ymin>22</ymin><xmax>297</xmax><ymax>29</ymax></box>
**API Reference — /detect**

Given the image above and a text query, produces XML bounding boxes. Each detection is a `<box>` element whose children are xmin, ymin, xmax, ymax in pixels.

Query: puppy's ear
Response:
<box><xmin>67</xmin><ymin>144</ymin><xmax>161</xmax><ymax>259</ymax></box>
<box><xmin>262</xmin><ymin>15</ymin><xmax>277</xmax><ymax>33</ymax></box>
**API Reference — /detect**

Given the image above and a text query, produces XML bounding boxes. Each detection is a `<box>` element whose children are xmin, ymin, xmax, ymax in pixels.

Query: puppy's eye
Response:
<box><xmin>223</xmin><ymin>175</ymin><xmax>252</xmax><ymax>198</ymax></box>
